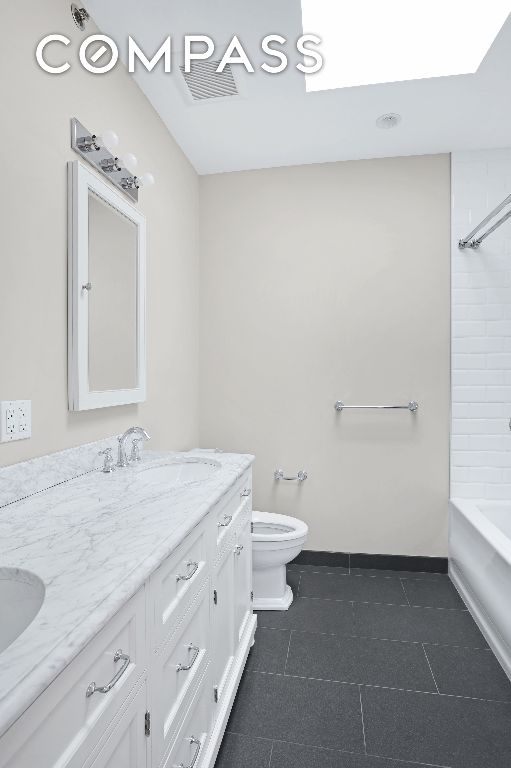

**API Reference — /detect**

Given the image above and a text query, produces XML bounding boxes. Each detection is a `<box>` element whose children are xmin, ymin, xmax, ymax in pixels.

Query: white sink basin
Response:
<box><xmin>135</xmin><ymin>457</ymin><xmax>221</xmax><ymax>486</ymax></box>
<box><xmin>0</xmin><ymin>569</ymin><xmax>45</xmax><ymax>654</ymax></box>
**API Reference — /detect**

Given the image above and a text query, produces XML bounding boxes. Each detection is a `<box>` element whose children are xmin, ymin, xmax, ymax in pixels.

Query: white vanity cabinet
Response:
<box><xmin>0</xmin><ymin>468</ymin><xmax>256</xmax><ymax>768</ymax></box>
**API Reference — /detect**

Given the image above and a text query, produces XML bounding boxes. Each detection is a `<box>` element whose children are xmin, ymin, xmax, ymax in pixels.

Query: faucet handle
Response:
<box><xmin>98</xmin><ymin>447</ymin><xmax>115</xmax><ymax>473</ymax></box>
<box><xmin>130</xmin><ymin>437</ymin><xmax>144</xmax><ymax>463</ymax></box>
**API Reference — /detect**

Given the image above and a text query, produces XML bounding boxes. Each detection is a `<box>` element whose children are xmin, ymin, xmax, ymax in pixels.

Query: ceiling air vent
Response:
<box><xmin>178</xmin><ymin>60</ymin><xmax>239</xmax><ymax>101</ymax></box>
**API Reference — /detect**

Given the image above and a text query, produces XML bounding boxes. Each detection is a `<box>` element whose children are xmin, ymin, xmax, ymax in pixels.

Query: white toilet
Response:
<box><xmin>251</xmin><ymin>511</ymin><xmax>308</xmax><ymax>610</ymax></box>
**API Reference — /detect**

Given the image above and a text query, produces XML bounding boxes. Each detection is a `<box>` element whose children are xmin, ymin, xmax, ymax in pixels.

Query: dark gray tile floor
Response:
<box><xmin>215</xmin><ymin>566</ymin><xmax>511</xmax><ymax>768</ymax></box>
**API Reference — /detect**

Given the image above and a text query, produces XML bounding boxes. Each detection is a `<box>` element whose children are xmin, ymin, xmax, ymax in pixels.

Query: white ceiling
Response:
<box><xmin>85</xmin><ymin>1</ymin><xmax>511</xmax><ymax>175</ymax></box>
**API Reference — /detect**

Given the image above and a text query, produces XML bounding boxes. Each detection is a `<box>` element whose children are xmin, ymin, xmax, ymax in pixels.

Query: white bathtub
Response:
<box><xmin>449</xmin><ymin>498</ymin><xmax>511</xmax><ymax>679</ymax></box>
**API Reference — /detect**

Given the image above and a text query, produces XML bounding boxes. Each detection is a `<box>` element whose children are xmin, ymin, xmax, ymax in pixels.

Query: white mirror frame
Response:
<box><xmin>68</xmin><ymin>160</ymin><xmax>147</xmax><ymax>411</ymax></box>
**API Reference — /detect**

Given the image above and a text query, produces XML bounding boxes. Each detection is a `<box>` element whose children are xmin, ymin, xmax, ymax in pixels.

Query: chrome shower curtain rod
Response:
<box><xmin>459</xmin><ymin>193</ymin><xmax>511</xmax><ymax>250</ymax></box>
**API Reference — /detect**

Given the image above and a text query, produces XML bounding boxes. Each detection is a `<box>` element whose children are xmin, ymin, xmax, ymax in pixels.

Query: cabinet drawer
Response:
<box><xmin>1</xmin><ymin>587</ymin><xmax>146</xmax><ymax>768</ymax></box>
<box><xmin>152</xmin><ymin>583</ymin><xmax>210</xmax><ymax>766</ymax></box>
<box><xmin>215</xmin><ymin>472</ymin><xmax>252</xmax><ymax>552</ymax></box>
<box><xmin>161</xmin><ymin>669</ymin><xmax>210</xmax><ymax>768</ymax></box>
<box><xmin>151</xmin><ymin>517</ymin><xmax>210</xmax><ymax>650</ymax></box>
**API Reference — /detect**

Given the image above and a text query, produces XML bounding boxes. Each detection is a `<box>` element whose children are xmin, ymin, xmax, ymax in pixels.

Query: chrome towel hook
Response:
<box><xmin>274</xmin><ymin>468</ymin><xmax>308</xmax><ymax>482</ymax></box>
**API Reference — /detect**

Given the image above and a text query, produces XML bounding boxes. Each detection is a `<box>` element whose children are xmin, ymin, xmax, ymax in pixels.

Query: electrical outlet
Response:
<box><xmin>17</xmin><ymin>401</ymin><xmax>32</xmax><ymax>437</ymax></box>
<box><xmin>0</xmin><ymin>400</ymin><xmax>32</xmax><ymax>442</ymax></box>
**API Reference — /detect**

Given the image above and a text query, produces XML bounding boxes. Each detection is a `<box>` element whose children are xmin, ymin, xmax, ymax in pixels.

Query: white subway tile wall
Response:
<box><xmin>451</xmin><ymin>149</ymin><xmax>511</xmax><ymax>499</ymax></box>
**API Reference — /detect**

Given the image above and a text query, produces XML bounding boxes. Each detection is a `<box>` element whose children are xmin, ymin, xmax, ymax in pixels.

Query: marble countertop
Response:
<box><xmin>0</xmin><ymin>446</ymin><xmax>253</xmax><ymax>737</ymax></box>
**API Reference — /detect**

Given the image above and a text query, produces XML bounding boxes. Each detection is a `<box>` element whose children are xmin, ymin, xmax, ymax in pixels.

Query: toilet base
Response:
<box><xmin>253</xmin><ymin>584</ymin><xmax>293</xmax><ymax>611</ymax></box>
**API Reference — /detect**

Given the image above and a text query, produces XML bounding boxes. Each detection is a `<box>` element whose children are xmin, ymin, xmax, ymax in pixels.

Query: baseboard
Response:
<box><xmin>292</xmin><ymin>550</ymin><xmax>350</xmax><ymax>568</ymax></box>
<box><xmin>292</xmin><ymin>549</ymin><xmax>448</xmax><ymax>574</ymax></box>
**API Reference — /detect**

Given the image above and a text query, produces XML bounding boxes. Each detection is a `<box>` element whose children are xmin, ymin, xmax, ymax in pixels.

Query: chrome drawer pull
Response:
<box><xmin>217</xmin><ymin>514</ymin><xmax>233</xmax><ymax>528</ymax></box>
<box><xmin>176</xmin><ymin>644</ymin><xmax>200</xmax><ymax>672</ymax></box>
<box><xmin>178</xmin><ymin>737</ymin><xmax>201</xmax><ymax>768</ymax></box>
<box><xmin>177</xmin><ymin>561</ymin><xmax>199</xmax><ymax>582</ymax></box>
<box><xmin>234</xmin><ymin>544</ymin><xmax>244</xmax><ymax>556</ymax></box>
<box><xmin>85</xmin><ymin>649</ymin><xmax>130</xmax><ymax>698</ymax></box>
<box><xmin>240</xmin><ymin>488</ymin><xmax>251</xmax><ymax>498</ymax></box>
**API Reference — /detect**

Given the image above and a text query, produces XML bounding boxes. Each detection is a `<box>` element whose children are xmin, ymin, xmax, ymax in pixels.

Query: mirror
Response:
<box><xmin>68</xmin><ymin>161</ymin><xmax>146</xmax><ymax>410</ymax></box>
<box><xmin>87</xmin><ymin>192</ymin><xmax>138</xmax><ymax>392</ymax></box>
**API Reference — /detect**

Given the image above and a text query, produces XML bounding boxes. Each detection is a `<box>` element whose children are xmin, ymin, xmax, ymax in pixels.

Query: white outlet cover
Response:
<box><xmin>17</xmin><ymin>400</ymin><xmax>32</xmax><ymax>438</ymax></box>
<box><xmin>0</xmin><ymin>400</ymin><xmax>32</xmax><ymax>442</ymax></box>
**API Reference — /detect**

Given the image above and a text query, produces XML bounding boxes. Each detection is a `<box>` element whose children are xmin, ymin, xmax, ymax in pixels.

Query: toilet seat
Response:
<box><xmin>252</xmin><ymin>511</ymin><xmax>308</xmax><ymax>543</ymax></box>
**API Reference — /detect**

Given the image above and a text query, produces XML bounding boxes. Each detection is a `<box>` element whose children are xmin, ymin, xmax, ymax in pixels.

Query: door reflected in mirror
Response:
<box><xmin>88</xmin><ymin>191</ymin><xmax>138</xmax><ymax>392</ymax></box>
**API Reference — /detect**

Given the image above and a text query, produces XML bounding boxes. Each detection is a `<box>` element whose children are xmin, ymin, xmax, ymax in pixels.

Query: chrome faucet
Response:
<box><xmin>117</xmin><ymin>426</ymin><xmax>150</xmax><ymax>468</ymax></box>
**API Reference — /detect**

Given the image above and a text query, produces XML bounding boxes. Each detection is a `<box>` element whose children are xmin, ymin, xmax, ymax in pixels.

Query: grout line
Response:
<box><xmin>256</xmin><ymin>622</ymin><xmax>488</xmax><ymax>651</ymax></box>
<box><xmin>226</xmin><ymin>729</ymin><xmax>273</xmax><ymax>743</ymax></box>
<box><xmin>365</xmin><ymin>754</ymin><xmax>453</xmax><ymax>768</ymax></box>
<box><xmin>225</xmin><ymin>731</ymin><xmax>453</xmax><ymax>768</ymax></box>
<box><xmin>296</xmin><ymin>572</ymin><xmax>302</xmax><ymax>598</ymax></box>
<box><xmin>348</xmin><ymin>552</ymin><xmax>351</xmax><ymax>574</ymax></box>
<box><xmin>267</xmin><ymin>741</ymin><xmax>274</xmax><ymax>768</ymax></box>
<box><xmin>400</xmin><ymin>579</ymin><xmax>411</xmax><ymax>607</ymax></box>
<box><xmin>358</xmin><ymin>685</ymin><xmax>367</xmax><ymax>754</ymax></box>
<box><xmin>290</xmin><ymin>595</ymin><xmax>468</xmax><ymax>611</ymax></box>
<box><xmin>422</xmin><ymin>643</ymin><xmax>440</xmax><ymax>694</ymax></box>
<box><xmin>283</xmin><ymin>630</ymin><xmax>293</xmax><ymax>676</ymax></box>
<box><xmin>245</xmin><ymin>669</ymin><xmax>511</xmax><ymax>705</ymax></box>
<box><xmin>291</xmin><ymin>564</ymin><xmax>446</xmax><ymax>579</ymax></box>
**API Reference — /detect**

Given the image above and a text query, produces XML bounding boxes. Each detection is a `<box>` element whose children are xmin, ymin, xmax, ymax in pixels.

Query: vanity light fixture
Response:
<box><xmin>121</xmin><ymin>173</ymin><xmax>156</xmax><ymax>191</ymax></box>
<box><xmin>122</xmin><ymin>153</ymin><xmax>138</xmax><ymax>175</ymax></box>
<box><xmin>99</xmin><ymin>157</ymin><xmax>122</xmax><ymax>173</ymax></box>
<box><xmin>70</xmin><ymin>4</ymin><xmax>90</xmax><ymax>31</ymax></box>
<box><xmin>139</xmin><ymin>173</ymin><xmax>155</xmax><ymax>187</ymax></box>
<box><xmin>70</xmin><ymin>117</ymin><xmax>155</xmax><ymax>203</ymax></box>
<box><xmin>75</xmin><ymin>128</ymin><xmax>119</xmax><ymax>154</ymax></box>
<box><xmin>120</xmin><ymin>177</ymin><xmax>139</xmax><ymax>191</ymax></box>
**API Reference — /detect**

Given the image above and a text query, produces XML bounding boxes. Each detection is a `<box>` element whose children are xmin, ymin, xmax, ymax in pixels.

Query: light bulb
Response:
<box><xmin>139</xmin><ymin>172</ymin><xmax>155</xmax><ymax>188</ymax></box>
<box><xmin>99</xmin><ymin>129</ymin><xmax>119</xmax><ymax>152</ymax></box>
<box><xmin>122</xmin><ymin>153</ymin><xmax>138</xmax><ymax>175</ymax></box>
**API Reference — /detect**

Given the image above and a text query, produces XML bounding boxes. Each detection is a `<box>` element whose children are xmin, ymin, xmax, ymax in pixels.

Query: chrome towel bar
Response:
<box><xmin>459</xmin><ymin>193</ymin><xmax>511</xmax><ymax>249</ymax></box>
<box><xmin>274</xmin><ymin>468</ymin><xmax>308</xmax><ymax>482</ymax></box>
<box><xmin>335</xmin><ymin>401</ymin><xmax>419</xmax><ymax>413</ymax></box>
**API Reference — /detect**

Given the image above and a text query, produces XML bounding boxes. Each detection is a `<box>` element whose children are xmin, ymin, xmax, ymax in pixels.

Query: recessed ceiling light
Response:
<box><xmin>376</xmin><ymin>113</ymin><xmax>402</xmax><ymax>129</ymax></box>
<box><xmin>301</xmin><ymin>1</ymin><xmax>510</xmax><ymax>92</ymax></box>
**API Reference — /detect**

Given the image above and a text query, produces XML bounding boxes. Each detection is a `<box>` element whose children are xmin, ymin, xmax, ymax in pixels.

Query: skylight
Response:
<box><xmin>302</xmin><ymin>1</ymin><xmax>510</xmax><ymax>92</ymax></box>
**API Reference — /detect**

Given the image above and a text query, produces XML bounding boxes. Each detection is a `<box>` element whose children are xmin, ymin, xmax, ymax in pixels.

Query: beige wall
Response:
<box><xmin>0</xmin><ymin>0</ymin><xmax>199</xmax><ymax>465</ymax></box>
<box><xmin>200</xmin><ymin>156</ymin><xmax>451</xmax><ymax>556</ymax></box>
<box><xmin>0</xmin><ymin>2</ymin><xmax>451</xmax><ymax>556</ymax></box>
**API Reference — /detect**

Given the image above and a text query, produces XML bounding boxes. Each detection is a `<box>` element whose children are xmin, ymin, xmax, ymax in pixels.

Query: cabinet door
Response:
<box><xmin>83</xmin><ymin>684</ymin><xmax>147</xmax><ymax>768</ymax></box>
<box><xmin>211</xmin><ymin>546</ymin><xmax>234</xmax><ymax>706</ymax></box>
<box><xmin>234</xmin><ymin>518</ymin><xmax>253</xmax><ymax>644</ymax></box>
<box><xmin>1</xmin><ymin>588</ymin><xmax>146</xmax><ymax>768</ymax></box>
